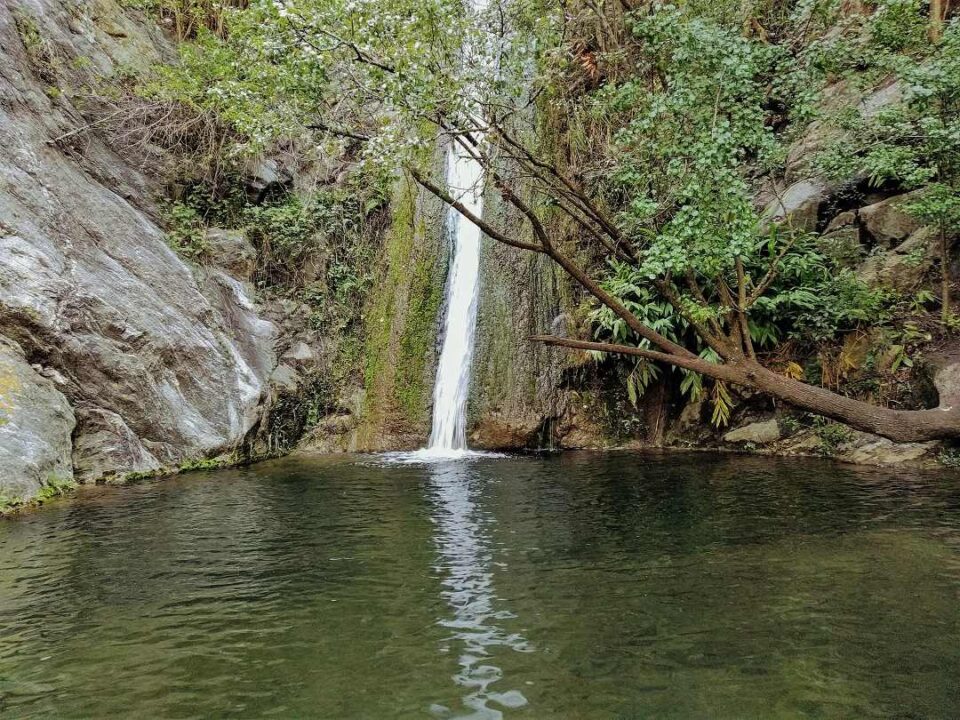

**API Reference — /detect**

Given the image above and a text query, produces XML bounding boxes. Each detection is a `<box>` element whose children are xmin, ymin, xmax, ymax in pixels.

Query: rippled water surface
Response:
<box><xmin>2</xmin><ymin>452</ymin><xmax>960</xmax><ymax>718</ymax></box>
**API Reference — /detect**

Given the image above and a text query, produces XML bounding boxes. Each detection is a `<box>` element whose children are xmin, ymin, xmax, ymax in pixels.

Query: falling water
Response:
<box><xmin>427</xmin><ymin>142</ymin><xmax>485</xmax><ymax>453</ymax></box>
<box><xmin>426</xmin><ymin>0</ymin><xmax>490</xmax><ymax>454</ymax></box>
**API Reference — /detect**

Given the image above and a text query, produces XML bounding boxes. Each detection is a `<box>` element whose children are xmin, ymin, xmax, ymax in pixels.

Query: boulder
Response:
<box><xmin>282</xmin><ymin>340</ymin><xmax>317</xmax><ymax>365</ymax></box>
<box><xmin>0</xmin><ymin>337</ymin><xmax>75</xmax><ymax>503</ymax></box>
<box><xmin>859</xmin><ymin>194</ymin><xmax>922</xmax><ymax>248</ymax></box>
<box><xmin>675</xmin><ymin>397</ymin><xmax>706</xmax><ymax>433</ymax></box>
<box><xmin>270</xmin><ymin>364</ymin><xmax>301</xmax><ymax>393</ymax></box>
<box><xmin>858</xmin><ymin>226</ymin><xmax>937</xmax><ymax>291</ymax></box>
<box><xmin>723</xmin><ymin>419</ymin><xmax>782</xmax><ymax>444</ymax></box>
<box><xmin>925</xmin><ymin>348</ymin><xmax>960</xmax><ymax>409</ymax></box>
<box><xmin>243</xmin><ymin>157</ymin><xmax>293</xmax><ymax>196</ymax></box>
<box><xmin>825</xmin><ymin>210</ymin><xmax>858</xmax><ymax>232</ymax></box>
<box><xmin>817</xmin><ymin>225</ymin><xmax>864</xmax><ymax>267</ymax></box>
<box><xmin>838</xmin><ymin>435</ymin><xmax>934</xmax><ymax>466</ymax></box>
<box><xmin>762</xmin><ymin>178</ymin><xmax>831</xmax><ymax>232</ymax></box>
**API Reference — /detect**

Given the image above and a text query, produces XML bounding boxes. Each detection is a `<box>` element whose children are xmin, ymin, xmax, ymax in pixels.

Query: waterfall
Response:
<box><xmin>427</xmin><ymin>140</ymin><xmax>485</xmax><ymax>452</ymax></box>
<box><xmin>425</xmin><ymin>0</ymin><xmax>490</xmax><ymax>455</ymax></box>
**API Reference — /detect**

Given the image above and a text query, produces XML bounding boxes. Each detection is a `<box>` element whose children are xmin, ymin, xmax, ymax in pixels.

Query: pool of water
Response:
<box><xmin>1</xmin><ymin>451</ymin><xmax>959</xmax><ymax>718</ymax></box>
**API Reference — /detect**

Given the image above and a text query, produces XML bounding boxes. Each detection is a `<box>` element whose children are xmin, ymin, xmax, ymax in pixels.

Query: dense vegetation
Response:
<box><xmin>132</xmin><ymin>0</ymin><xmax>959</xmax><ymax>441</ymax></box>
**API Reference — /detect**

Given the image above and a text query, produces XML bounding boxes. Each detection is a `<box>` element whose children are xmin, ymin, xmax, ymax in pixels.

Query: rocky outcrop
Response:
<box><xmin>761</xmin><ymin>178</ymin><xmax>832</xmax><ymax>232</ymax></box>
<box><xmin>858</xmin><ymin>226</ymin><xmax>938</xmax><ymax>291</ymax></box>
<box><xmin>0</xmin><ymin>338</ymin><xmax>75</xmax><ymax>502</ymax></box>
<box><xmin>836</xmin><ymin>434</ymin><xmax>935</xmax><ymax>466</ymax></box>
<box><xmin>723</xmin><ymin>419</ymin><xmax>782</xmax><ymax>445</ymax></box>
<box><xmin>470</xmin><ymin>415</ymin><xmax>541</xmax><ymax>449</ymax></box>
<box><xmin>0</xmin><ymin>0</ymin><xmax>278</xmax><ymax>500</ymax></box>
<box><xmin>859</xmin><ymin>193</ymin><xmax>923</xmax><ymax>248</ymax></box>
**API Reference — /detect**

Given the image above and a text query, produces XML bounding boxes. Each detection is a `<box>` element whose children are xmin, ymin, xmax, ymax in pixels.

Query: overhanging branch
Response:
<box><xmin>530</xmin><ymin>335</ymin><xmax>743</xmax><ymax>382</ymax></box>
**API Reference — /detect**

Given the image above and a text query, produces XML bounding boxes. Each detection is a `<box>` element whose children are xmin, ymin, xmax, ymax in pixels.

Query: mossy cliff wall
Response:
<box><xmin>350</xmin><ymin>178</ymin><xmax>449</xmax><ymax>450</ymax></box>
<box><xmin>467</xmin><ymin>191</ymin><xmax>619</xmax><ymax>450</ymax></box>
<box><xmin>346</xmin><ymin>162</ymin><xmax>622</xmax><ymax>453</ymax></box>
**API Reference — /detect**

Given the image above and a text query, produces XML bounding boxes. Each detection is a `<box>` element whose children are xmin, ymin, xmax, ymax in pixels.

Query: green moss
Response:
<box><xmin>394</xmin><ymin>222</ymin><xmax>442</xmax><ymax>420</ymax></box>
<box><xmin>814</xmin><ymin>419</ymin><xmax>855</xmax><ymax>456</ymax></box>
<box><xmin>0</xmin><ymin>494</ymin><xmax>25</xmax><ymax>515</ymax></box>
<box><xmin>118</xmin><ymin>469</ymin><xmax>163</xmax><ymax>483</ymax></box>
<box><xmin>1</xmin><ymin>474</ymin><xmax>77</xmax><ymax>515</ymax></box>
<box><xmin>360</xmin><ymin>175</ymin><xmax>442</xmax><ymax>439</ymax></box>
<box><xmin>13</xmin><ymin>12</ymin><xmax>59</xmax><ymax>85</ymax></box>
<box><xmin>937</xmin><ymin>448</ymin><xmax>960</xmax><ymax>468</ymax></box>
<box><xmin>178</xmin><ymin>456</ymin><xmax>230</xmax><ymax>473</ymax></box>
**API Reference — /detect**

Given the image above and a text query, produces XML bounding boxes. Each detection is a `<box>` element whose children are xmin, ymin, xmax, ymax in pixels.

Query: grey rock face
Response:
<box><xmin>723</xmin><ymin>419</ymin><xmax>782</xmax><ymax>445</ymax></box>
<box><xmin>858</xmin><ymin>226</ymin><xmax>937</xmax><ymax>291</ymax></box>
<box><xmin>0</xmin><ymin>338</ymin><xmax>75</xmax><ymax>501</ymax></box>
<box><xmin>72</xmin><ymin>406</ymin><xmax>161</xmax><ymax>483</ymax></box>
<box><xmin>762</xmin><ymin>178</ymin><xmax>831</xmax><ymax>232</ymax></box>
<box><xmin>859</xmin><ymin>193</ymin><xmax>922</xmax><ymax>248</ymax></box>
<box><xmin>0</xmin><ymin>0</ymin><xmax>278</xmax><ymax>497</ymax></box>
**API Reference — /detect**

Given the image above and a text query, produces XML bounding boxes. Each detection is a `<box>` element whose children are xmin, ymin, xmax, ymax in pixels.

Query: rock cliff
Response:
<box><xmin>0</xmin><ymin>0</ymin><xmax>277</xmax><ymax>504</ymax></box>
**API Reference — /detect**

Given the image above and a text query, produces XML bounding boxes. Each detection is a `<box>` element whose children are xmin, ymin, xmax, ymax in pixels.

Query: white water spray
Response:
<box><xmin>427</xmin><ymin>141</ymin><xmax>485</xmax><ymax>453</ymax></box>
<box><xmin>423</xmin><ymin>0</ymin><xmax>490</xmax><ymax>456</ymax></box>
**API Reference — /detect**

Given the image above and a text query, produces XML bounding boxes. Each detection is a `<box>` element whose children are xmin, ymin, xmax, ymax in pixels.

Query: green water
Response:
<box><xmin>1</xmin><ymin>452</ymin><xmax>959</xmax><ymax>719</ymax></box>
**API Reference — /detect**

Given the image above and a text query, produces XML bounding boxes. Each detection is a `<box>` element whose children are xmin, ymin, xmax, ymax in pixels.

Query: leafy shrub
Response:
<box><xmin>163</xmin><ymin>201</ymin><xmax>209</xmax><ymax>260</ymax></box>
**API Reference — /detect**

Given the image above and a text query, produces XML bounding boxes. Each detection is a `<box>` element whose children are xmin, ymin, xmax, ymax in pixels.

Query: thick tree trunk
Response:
<box><xmin>930</xmin><ymin>0</ymin><xmax>945</xmax><ymax>42</ymax></box>
<box><xmin>534</xmin><ymin>336</ymin><xmax>960</xmax><ymax>442</ymax></box>
<box><xmin>742</xmin><ymin>363</ymin><xmax>960</xmax><ymax>442</ymax></box>
<box><xmin>941</xmin><ymin>225</ymin><xmax>952</xmax><ymax>321</ymax></box>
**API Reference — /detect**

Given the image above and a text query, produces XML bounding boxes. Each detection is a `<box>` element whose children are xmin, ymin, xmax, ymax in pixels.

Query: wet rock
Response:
<box><xmin>723</xmin><ymin>419</ymin><xmax>782</xmax><ymax>444</ymax></box>
<box><xmin>0</xmin><ymin>338</ymin><xmax>75</xmax><ymax>501</ymax></box>
<box><xmin>470</xmin><ymin>415</ymin><xmax>541</xmax><ymax>449</ymax></box>
<box><xmin>837</xmin><ymin>434</ymin><xmax>934</xmax><ymax>465</ymax></box>
<box><xmin>71</xmin><ymin>406</ymin><xmax>161</xmax><ymax>482</ymax></box>
<box><xmin>0</xmin><ymin>0</ymin><xmax>277</xmax><ymax>480</ymax></box>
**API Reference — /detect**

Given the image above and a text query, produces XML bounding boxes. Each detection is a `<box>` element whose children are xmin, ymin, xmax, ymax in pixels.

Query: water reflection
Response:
<box><xmin>427</xmin><ymin>462</ymin><xmax>532</xmax><ymax>719</ymax></box>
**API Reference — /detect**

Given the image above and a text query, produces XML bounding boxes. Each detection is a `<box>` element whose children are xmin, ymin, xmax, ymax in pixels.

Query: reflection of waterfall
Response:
<box><xmin>428</xmin><ymin>463</ymin><xmax>531</xmax><ymax>719</ymax></box>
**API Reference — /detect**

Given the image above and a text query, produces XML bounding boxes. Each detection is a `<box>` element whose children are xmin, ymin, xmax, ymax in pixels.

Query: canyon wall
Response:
<box><xmin>0</xmin><ymin>0</ymin><xmax>277</xmax><ymax>504</ymax></box>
